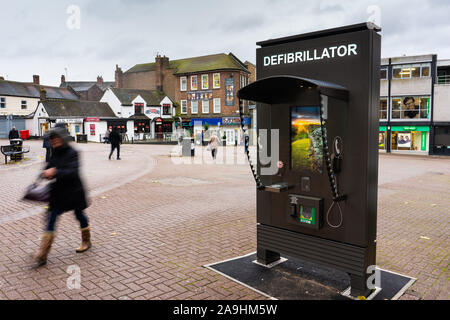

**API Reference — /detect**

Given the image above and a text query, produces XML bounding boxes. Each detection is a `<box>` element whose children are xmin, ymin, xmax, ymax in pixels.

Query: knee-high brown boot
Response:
<box><xmin>76</xmin><ymin>227</ymin><xmax>91</xmax><ymax>253</ymax></box>
<box><xmin>34</xmin><ymin>232</ymin><xmax>54</xmax><ymax>267</ymax></box>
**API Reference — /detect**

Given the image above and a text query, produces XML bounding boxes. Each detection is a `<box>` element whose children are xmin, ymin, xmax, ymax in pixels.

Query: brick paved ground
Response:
<box><xmin>0</xmin><ymin>139</ymin><xmax>448</xmax><ymax>300</ymax></box>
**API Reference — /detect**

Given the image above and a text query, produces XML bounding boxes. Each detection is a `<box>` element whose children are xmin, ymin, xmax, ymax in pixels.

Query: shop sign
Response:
<box><xmin>391</xmin><ymin>126</ymin><xmax>429</xmax><ymax>132</ymax></box>
<box><xmin>146</xmin><ymin>108</ymin><xmax>160</xmax><ymax>114</ymax></box>
<box><xmin>85</xmin><ymin>117</ymin><xmax>100</xmax><ymax>122</ymax></box>
<box><xmin>223</xmin><ymin>117</ymin><xmax>241</xmax><ymax>125</ymax></box>
<box><xmin>90</xmin><ymin>124</ymin><xmax>96</xmax><ymax>136</ymax></box>
<box><xmin>56</xmin><ymin>118</ymin><xmax>83</xmax><ymax>124</ymax></box>
<box><xmin>379</xmin><ymin>126</ymin><xmax>387</xmax><ymax>131</ymax></box>
<box><xmin>421</xmin><ymin>132</ymin><xmax>427</xmax><ymax>151</ymax></box>
<box><xmin>155</xmin><ymin>117</ymin><xmax>163</xmax><ymax>125</ymax></box>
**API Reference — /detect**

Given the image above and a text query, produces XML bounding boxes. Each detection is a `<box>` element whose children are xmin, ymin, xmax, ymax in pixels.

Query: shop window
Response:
<box><xmin>181</xmin><ymin>100</ymin><xmax>187</xmax><ymax>114</ymax></box>
<box><xmin>21</xmin><ymin>100</ymin><xmax>27</xmax><ymax>109</ymax></box>
<box><xmin>378</xmin><ymin>132</ymin><xmax>386</xmax><ymax>150</ymax></box>
<box><xmin>201</xmin><ymin>74</ymin><xmax>209</xmax><ymax>90</ymax></box>
<box><xmin>202</xmin><ymin>100</ymin><xmax>209</xmax><ymax>114</ymax></box>
<box><xmin>191</xmin><ymin>100</ymin><xmax>198</xmax><ymax>114</ymax></box>
<box><xmin>213</xmin><ymin>73</ymin><xmax>220</xmax><ymax>89</ymax></box>
<box><xmin>380</xmin><ymin>98</ymin><xmax>387</xmax><ymax>120</ymax></box>
<box><xmin>213</xmin><ymin>98</ymin><xmax>221</xmax><ymax>113</ymax></box>
<box><xmin>391</xmin><ymin>96</ymin><xmax>430</xmax><ymax>120</ymax></box>
<box><xmin>180</xmin><ymin>77</ymin><xmax>187</xmax><ymax>91</ymax></box>
<box><xmin>0</xmin><ymin>97</ymin><xmax>5</xmax><ymax>108</ymax></box>
<box><xmin>380</xmin><ymin>67</ymin><xmax>387</xmax><ymax>80</ymax></box>
<box><xmin>391</xmin><ymin>131</ymin><xmax>427</xmax><ymax>151</ymax></box>
<box><xmin>191</xmin><ymin>75</ymin><xmax>198</xmax><ymax>91</ymax></box>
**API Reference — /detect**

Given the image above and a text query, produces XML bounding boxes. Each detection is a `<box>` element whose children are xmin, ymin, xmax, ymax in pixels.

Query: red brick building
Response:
<box><xmin>60</xmin><ymin>75</ymin><xmax>114</xmax><ymax>101</ymax></box>
<box><xmin>115</xmin><ymin>53</ymin><xmax>252</xmax><ymax>144</ymax></box>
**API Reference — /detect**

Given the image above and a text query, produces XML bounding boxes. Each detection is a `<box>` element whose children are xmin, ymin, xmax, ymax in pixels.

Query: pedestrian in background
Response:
<box><xmin>209</xmin><ymin>133</ymin><xmax>220</xmax><ymax>160</ymax></box>
<box><xmin>109</xmin><ymin>127</ymin><xmax>122</xmax><ymax>160</ymax></box>
<box><xmin>42</xmin><ymin>132</ymin><xmax>51</xmax><ymax>162</ymax></box>
<box><xmin>8</xmin><ymin>126</ymin><xmax>19</xmax><ymax>140</ymax></box>
<box><xmin>104</xmin><ymin>128</ymin><xmax>111</xmax><ymax>144</ymax></box>
<box><xmin>33</xmin><ymin>126</ymin><xmax>91</xmax><ymax>267</ymax></box>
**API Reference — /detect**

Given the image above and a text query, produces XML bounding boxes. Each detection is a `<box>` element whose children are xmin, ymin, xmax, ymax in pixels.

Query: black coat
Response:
<box><xmin>109</xmin><ymin>131</ymin><xmax>122</xmax><ymax>145</ymax></box>
<box><xmin>46</xmin><ymin>145</ymin><xmax>88</xmax><ymax>212</ymax></box>
<box><xmin>9</xmin><ymin>129</ymin><xmax>19</xmax><ymax>140</ymax></box>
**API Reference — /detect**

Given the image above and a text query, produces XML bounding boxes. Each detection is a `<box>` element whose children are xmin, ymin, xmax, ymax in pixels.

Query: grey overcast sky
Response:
<box><xmin>1</xmin><ymin>0</ymin><xmax>449</xmax><ymax>86</ymax></box>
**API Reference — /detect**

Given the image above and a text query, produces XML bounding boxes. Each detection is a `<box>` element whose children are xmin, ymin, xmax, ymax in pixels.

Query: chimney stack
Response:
<box><xmin>40</xmin><ymin>89</ymin><xmax>47</xmax><ymax>101</ymax></box>
<box><xmin>155</xmin><ymin>55</ymin><xmax>169</xmax><ymax>91</ymax></box>
<box><xmin>97</xmin><ymin>76</ymin><xmax>103</xmax><ymax>86</ymax></box>
<box><xmin>61</xmin><ymin>75</ymin><xmax>66</xmax><ymax>85</ymax></box>
<box><xmin>33</xmin><ymin>75</ymin><xmax>40</xmax><ymax>85</ymax></box>
<box><xmin>115</xmin><ymin>65</ymin><xmax>123</xmax><ymax>88</ymax></box>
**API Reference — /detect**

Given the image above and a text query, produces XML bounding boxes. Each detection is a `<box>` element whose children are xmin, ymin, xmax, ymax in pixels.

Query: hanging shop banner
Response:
<box><xmin>187</xmin><ymin>91</ymin><xmax>212</xmax><ymax>101</ymax></box>
<box><xmin>397</xmin><ymin>133</ymin><xmax>411</xmax><ymax>148</ymax></box>
<box><xmin>225</xmin><ymin>78</ymin><xmax>235</xmax><ymax>106</ymax></box>
<box><xmin>90</xmin><ymin>124</ymin><xmax>95</xmax><ymax>136</ymax></box>
<box><xmin>421</xmin><ymin>132</ymin><xmax>427</xmax><ymax>151</ymax></box>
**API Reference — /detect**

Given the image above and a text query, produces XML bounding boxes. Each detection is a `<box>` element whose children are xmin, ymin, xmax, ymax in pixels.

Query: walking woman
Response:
<box><xmin>209</xmin><ymin>133</ymin><xmax>220</xmax><ymax>159</ymax></box>
<box><xmin>33</xmin><ymin>127</ymin><xmax>91</xmax><ymax>267</ymax></box>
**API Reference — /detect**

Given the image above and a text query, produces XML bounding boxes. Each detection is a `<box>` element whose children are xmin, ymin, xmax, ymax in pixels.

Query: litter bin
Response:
<box><xmin>76</xmin><ymin>134</ymin><xmax>88</xmax><ymax>143</ymax></box>
<box><xmin>182</xmin><ymin>137</ymin><xmax>195</xmax><ymax>157</ymax></box>
<box><xmin>19</xmin><ymin>130</ymin><xmax>30</xmax><ymax>140</ymax></box>
<box><xmin>9</xmin><ymin>138</ymin><xmax>23</xmax><ymax>161</ymax></box>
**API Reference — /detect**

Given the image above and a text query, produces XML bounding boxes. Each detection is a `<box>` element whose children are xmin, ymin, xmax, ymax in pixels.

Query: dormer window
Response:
<box><xmin>134</xmin><ymin>103</ymin><xmax>144</xmax><ymax>115</ymax></box>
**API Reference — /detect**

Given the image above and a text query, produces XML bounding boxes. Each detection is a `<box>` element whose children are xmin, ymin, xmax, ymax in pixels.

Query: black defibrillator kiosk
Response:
<box><xmin>237</xmin><ymin>23</ymin><xmax>381</xmax><ymax>296</ymax></box>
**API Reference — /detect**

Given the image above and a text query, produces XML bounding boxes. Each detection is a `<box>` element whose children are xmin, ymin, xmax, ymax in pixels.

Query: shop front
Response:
<box><xmin>107</xmin><ymin>119</ymin><xmax>128</xmax><ymax>133</ymax></box>
<box><xmin>55</xmin><ymin>118</ymin><xmax>84</xmax><ymax>139</ymax></box>
<box><xmin>222</xmin><ymin>116</ymin><xmax>251</xmax><ymax>146</ymax></box>
<box><xmin>154</xmin><ymin>117</ymin><xmax>173</xmax><ymax>140</ymax></box>
<box><xmin>390</xmin><ymin>126</ymin><xmax>429</xmax><ymax>154</ymax></box>
<box><xmin>379</xmin><ymin>126</ymin><xmax>387</xmax><ymax>151</ymax></box>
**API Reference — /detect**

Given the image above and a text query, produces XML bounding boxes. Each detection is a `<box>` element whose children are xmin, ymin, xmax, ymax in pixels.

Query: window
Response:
<box><xmin>213</xmin><ymin>73</ymin><xmax>220</xmax><ymax>89</ymax></box>
<box><xmin>191</xmin><ymin>100</ymin><xmax>198</xmax><ymax>114</ymax></box>
<box><xmin>380</xmin><ymin>98</ymin><xmax>387</xmax><ymax>120</ymax></box>
<box><xmin>180</xmin><ymin>77</ymin><xmax>187</xmax><ymax>91</ymax></box>
<box><xmin>201</xmin><ymin>74</ymin><xmax>209</xmax><ymax>90</ymax></box>
<box><xmin>392</xmin><ymin>63</ymin><xmax>431</xmax><ymax>79</ymax></box>
<box><xmin>191</xmin><ymin>75</ymin><xmax>198</xmax><ymax>91</ymax></box>
<box><xmin>181</xmin><ymin>100</ymin><xmax>187</xmax><ymax>114</ymax></box>
<box><xmin>391</xmin><ymin>96</ymin><xmax>430</xmax><ymax>120</ymax></box>
<box><xmin>213</xmin><ymin>98</ymin><xmax>221</xmax><ymax>113</ymax></box>
<box><xmin>134</xmin><ymin>103</ymin><xmax>144</xmax><ymax>114</ymax></box>
<box><xmin>202</xmin><ymin>100</ymin><xmax>209</xmax><ymax>114</ymax></box>
<box><xmin>0</xmin><ymin>97</ymin><xmax>5</xmax><ymax>108</ymax></box>
<box><xmin>21</xmin><ymin>100</ymin><xmax>27</xmax><ymax>110</ymax></box>
<box><xmin>162</xmin><ymin>104</ymin><xmax>171</xmax><ymax>115</ymax></box>
<box><xmin>380</xmin><ymin>67</ymin><xmax>388</xmax><ymax>80</ymax></box>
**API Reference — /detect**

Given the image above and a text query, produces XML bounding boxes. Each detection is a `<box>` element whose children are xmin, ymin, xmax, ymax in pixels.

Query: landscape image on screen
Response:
<box><xmin>291</xmin><ymin>106</ymin><xmax>324</xmax><ymax>173</ymax></box>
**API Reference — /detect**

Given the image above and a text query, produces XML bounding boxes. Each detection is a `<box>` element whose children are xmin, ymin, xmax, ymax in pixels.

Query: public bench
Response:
<box><xmin>1</xmin><ymin>145</ymin><xmax>30</xmax><ymax>164</ymax></box>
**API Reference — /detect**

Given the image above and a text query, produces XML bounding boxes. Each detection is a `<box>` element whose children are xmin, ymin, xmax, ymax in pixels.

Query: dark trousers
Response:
<box><xmin>211</xmin><ymin>148</ymin><xmax>217</xmax><ymax>159</ymax></box>
<box><xmin>109</xmin><ymin>144</ymin><xmax>120</xmax><ymax>159</ymax></box>
<box><xmin>46</xmin><ymin>209</ymin><xmax>89</xmax><ymax>232</ymax></box>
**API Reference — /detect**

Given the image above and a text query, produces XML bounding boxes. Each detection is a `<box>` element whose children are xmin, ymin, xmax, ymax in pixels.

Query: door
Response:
<box><xmin>226</xmin><ymin>129</ymin><xmax>235</xmax><ymax>145</ymax></box>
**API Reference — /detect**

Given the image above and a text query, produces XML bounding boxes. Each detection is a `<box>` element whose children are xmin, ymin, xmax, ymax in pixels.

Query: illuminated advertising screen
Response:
<box><xmin>291</xmin><ymin>106</ymin><xmax>323</xmax><ymax>173</ymax></box>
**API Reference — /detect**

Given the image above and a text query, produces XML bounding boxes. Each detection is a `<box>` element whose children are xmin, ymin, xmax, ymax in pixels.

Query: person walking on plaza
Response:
<box><xmin>33</xmin><ymin>126</ymin><xmax>91</xmax><ymax>267</ymax></box>
<box><xmin>8</xmin><ymin>126</ymin><xmax>19</xmax><ymax>140</ymax></box>
<box><xmin>109</xmin><ymin>127</ymin><xmax>122</xmax><ymax>160</ymax></box>
<box><xmin>42</xmin><ymin>132</ymin><xmax>52</xmax><ymax>162</ymax></box>
<box><xmin>104</xmin><ymin>128</ymin><xmax>111</xmax><ymax>144</ymax></box>
<box><xmin>208</xmin><ymin>133</ymin><xmax>220</xmax><ymax>160</ymax></box>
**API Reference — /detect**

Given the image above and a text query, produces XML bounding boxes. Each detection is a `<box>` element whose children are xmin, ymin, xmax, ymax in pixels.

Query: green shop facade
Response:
<box><xmin>379</xmin><ymin>125</ymin><xmax>430</xmax><ymax>154</ymax></box>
